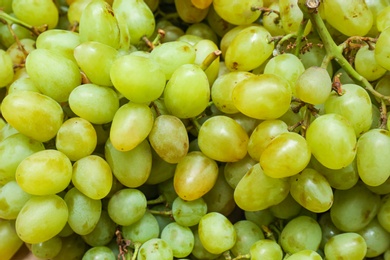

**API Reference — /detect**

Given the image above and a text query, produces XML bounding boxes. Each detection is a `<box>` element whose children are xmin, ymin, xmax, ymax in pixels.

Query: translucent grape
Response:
<box><xmin>81</xmin><ymin>210</ymin><xmax>116</xmax><ymax>247</ymax></box>
<box><xmin>377</xmin><ymin>194</ymin><xmax>390</xmax><ymax>232</ymax></box>
<box><xmin>12</xmin><ymin>0</ymin><xmax>59</xmax><ymax>29</ymax></box>
<box><xmin>175</xmin><ymin>0</ymin><xmax>209</xmax><ymax>24</ymax></box>
<box><xmin>357</xmin><ymin>218</ymin><xmax>390</xmax><ymax>257</ymax></box>
<box><xmin>355</xmin><ymin>44</ymin><xmax>386</xmax><ymax>81</ymax></box>
<box><xmin>82</xmin><ymin>246</ymin><xmax>116</xmax><ymax>260</ymax></box>
<box><xmin>54</xmin><ymin>234</ymin><xmax>88</xmax><ymax>260</ymax></box>
<box><xmin>213</xmin><ymin>0</ymin><xmax>263</xmax><ymax>25</ymax></box>
<box><xmin>0</xmin><ymin>220</ymin><xmax>23</xmax><ymax>260</ymax></box>
<box><xmin>0</xmin><ymin>181</ymin><xmax>32</xmax><ymax>220</ymax></box>
<box><xmin>161</xmin><ymin>222</ymin><xmax>194</xmax><ymax>258</ymax></box>
<box><xmin>231</xmin><ymin>220</ymin><xmax>264</xmax><ymax>256</ymax></box>
<box><xmin>250</xmin><ymin>239</ymin><xmax>283</xmax><ymax>260</ymax></box>
<box><xmin>172</xmin><ymin>197</ymin><xmax>208</xmax><ymax>227</ymax></box>
<box><xmin>145</xmin><ymin>149</ymin><xmax>176</xmax><ymax>185</ymax></box>
<box><xmin>122</xmin><ymin>211</ymin><xmax>159</xmax><ymax>243</ymax></box>
<box><xmin>137</xmin><ymin>238</ymin><xmax>173</xmax><ymax>260</ymax></box>
<box><xmin>31</xmin><ymin>236</ymin><xmax>62</xmax><ymax>259</ymax></box>
<box><xmin>0</xmin><ymin>50</ymin><xmax>13</xmax><ymax>87</ymax></box>
<box><xmin>224</xmin><ymin>154</ymin><xmax>257</xmax><ymax>189</ymax></box>
<box><xmin>269</xmin><ymin>193</ymin><xmax>302</xmax><ymax>220</ymax></box>
<box><xmin>324</xmin><ymin>233</ymin><xmax>367</xmax><ymax>260</ymax></box>
<box><xmin>191</xmin><ymin>228</ymin><xmax>221</xmax><ymax>259</ymax></box>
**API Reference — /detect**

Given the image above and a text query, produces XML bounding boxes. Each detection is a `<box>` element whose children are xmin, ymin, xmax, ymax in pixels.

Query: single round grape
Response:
<box><xmin>122</xmin><ymin>211</ymin><xmax>159</xmax><ymax>244</ymax></box>
<box><xmin>31</xmin><ymin>236</ymin><xmax>62</xmax><ymax>259</ymax></box>
<box><xmin>231</xmin><ymin>220</ymin><xmax>264</xmax><ymax>256</ymax></box>
<box><xmin>161</xmin><ymin>222</ymin><xmax>194</xmax><ymax>258</ymax></box>
<box><xmin>172</xmin><ymin>197</ymin><xmax>208</xmax><ymax>227</ymax></box>
<box><xmin>262</xmin><ymin>2</ymin><xmax>284</xmax><ymax>36</ymax></box>
<box><xmin>8</xmin><ymin>77</ymin><xmax>41</xmax><ymax>94</ymax></box>
<box><xmin>250</xmin><ymin>239</ymin><xmax>283</xmax><ymax>260</ymax></box>
<box><xmin>357</xmin><ymin>218</ymin><xmax>390</xmax><ymax>257</ymax></box>
<box><xmin>324</xmin><ymin>233</ymin><xmax>367</xmax><ymax>260</ymax></box>
<box><xmin>81</xmin><ymin>210</ymin><xmax>116</xmax><ymax>247</ymax></box>
<box><xmin>191</xmin><ymin>228</ymin><xmax>221</xmax><ymax>259</ymax></box>
<box><xmin>137</xmin><ymin>238</ymin><xmax>173</xmax><ymax>260</ymax></box>
<box><xmin>0</xmin><ymin>220</ymin><xmax>24</xmax><ymax>260</ymax></box>
<box><xmin>0</xmin><ymin>181</ymin><xmax>32</xmax><ymax>219</ymax></box>
<box><xmin>12</xmin><ymin>0</ymin><xmax>59</xmax><ymax>29</ymax></box>
<box><xmin>355</xmin><ymin>44</ymin><xmax>386</xmax><ymax>81</ymax></box>
<box><xmin>213</xmin><ymin>0</ymin><xmax>263</xmax><ymax>25</ymax></box>
<box><xmin>375</xmin><ymin>26</ymin><xmax>390</xmax><ymax>70</ymax></box>
<box><xmin>82</xmin><ymin>246</ymin><xmax>116</xmax><ymax>260</ymax></box>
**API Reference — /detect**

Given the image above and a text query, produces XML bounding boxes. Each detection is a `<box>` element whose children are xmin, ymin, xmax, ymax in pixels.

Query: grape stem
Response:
<box><xmin>199</xmin><ymin>50</ymin><xmax>222</xmax><ymax>71</ymax></box>
<box><xmin>148</xmin><ymin>208</ymin><xmax>173</xmax><ymax>216</ymax></box>
<box><xmin>146</xmin><ymin>194</ymin><xmax>166</xmax><ymax>205</ymax></box>
<box><xmin>0</xmin><ymin>10</ymin><xmax>47</xmax><ymax>35</ymax></box>
<box><xmin>380</xmin><ymin>99</ymin><xmax>388</xmax><ymax>129</ymax></box>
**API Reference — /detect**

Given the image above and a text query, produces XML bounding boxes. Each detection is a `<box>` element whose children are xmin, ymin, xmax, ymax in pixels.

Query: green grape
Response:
<box><xmin>260</xmin><ymin>132</ymin><xmax>311</xmax><ymax>178</ymax></box>
<box><xmin>206</xmin><ymin>5</ymin><xmax>235</xmax><ymax>37</ymax></box>
<box><xmin>231</xmin><ymin>220</ymin><xmax>264</xmax><ymax>256</ymax></box>
<box><xmin>0</xmin><ymin>133</ymin><xmax>44</xmax><ymax>185</ymax></box>
<box><xmin>79</xmin><ymin>0</ymin><xmax>120</xmax><ymax>49</ymax></box>
<box><xmin>164</xmin><ymin>64</ymin><xmax>210</xmax><ymax>119</ymax></box>
<box><xmin>68</xmin><ymin>83</ymin><xmax>119</xmax><ymax>124</ymax></box>
<box><xmin>64</xmin><ymin>187</ymin><xmax>102</xmax><ymax>235</ymax></box>
<box><xmin>148</xmin><ymin>115</ymin><xmax>189</xmax><ymax>164</ymax></box>
<box><xmin>58</xmin><ymin>222</ymin><xmax>74</xmax><ymax>237</ymax></box>
<box><xmin>0</xmin><ymin>20</ymin><xmax>34</xmax><ymax>49</ymax></box>
<box><xmin>174</xmin><ymin>151</ymin><xmax>218</xmax><ymax>201</ymax></box>
<box><xmin>285</xmin><ymin>250</ymin><xmax>322</xmax><ymax>260</ymax></box>
<box><xmin>0</xmin><ymin>50</ymin><xmax>13</xmax><ymax>87</ymax></box>
<box><xmin>330</xmin><ymin>182</ymin><xmax>381</xmax><ymax>232</ymax></box>
<box><xmin>16</xmin><ymin>195</ymin><xmax>69</xmax><ymax>244</ymax></box>
<box><xmin>72</xmin><ymin>155</ymin><xmax>112</xmax><ymax>200</ymax></box>
<box><xmin>81</xmin><ymin>210</ymin><xmax>116</xmax><ymax>247</ymax></box>
<box><xmin>366</xmin><ymin>177</ymin><xmax>390</xmax><ymax>195</ymax></box>
<box><xmin>172</xmin><ymin>197</ymin><xmax>208</xmax><ymax>227</ymax></box>
<box><xmin>175</xmin><ymin>0</ymin><xmax>209</xmax><ymax>23</ymax></box>
<box><xmin>198</xmin><ymin>116</ymin><xmax>248</xmax><ymax>162</ymax></box>
<box><xmin>25</xmin><ymin>48</ymin><xmax>81</xmax><ymax>102</ymax></box>
<box><xmin>55</xmin><ymin>117</ymin><xmax>97</xmax><ymax>161</ymax></box>
<box><xmin>233</xmin><ymin>74</ymin><xmax>291</xmax><ymax>119</ymax></box>
<box><xmin>224</xmin><ymin>154</ymin><xmax>257</xmax><ymax>189</ymax></box>
<box><xmin>280</xmin><ymin>215</ymin><xmax>322</xmax><ymax>254</ymax></box>
<box><xmin>36</xmin><ymin>29</ymin><xmax>80</xmax><ymax>62</ymax></box>
<box><xmin>305</xmin><ymin>113</ymin><xmax>357</xmax><ymax>170</ymax></box>
<box><xmin>247</xmin><ymin>119</ymin><xmax>288</xmax><ymax>161</ymax></box>
<box><xmin>355</xmin><ymin>44</ymin><xmax>386</xmax><ymax>81</ymax></box>
<box><xmin>203</xmin><ymin>167</ymin><xmax>236</xmax><ymax>216</ymax></box>
<box><xmin>325</xmin><ymin>84</ymin><xmax>372</xmax><ymax>137</ymax></box>
<box><xmin>211</xmin><ymin>71</ymin><xmax>253</xmax><ymax>114</ymax></box>
<box><xmin>12</xmin><ymin>0</ymin><xmax>59</xmax><ymax>29</ymax></box>
<box><xmin>318</xmin><ymin>212</ymin><xmax>341</xmax><ymax>249</ymax></box>
<box><xmin>151</xmin><ymin>204</ymin><xmax>174</xmax><ymax>236</ymax></box>
<box><xmin>219</xmin><ymin>25</ymin><xmax>252</xmax><ymax>59</ymax></box>
<box><xmin>323</xmin><ymin>0</ymin><xmax>373</xmax><ymax>36</ymax></box>
<box><xmin>150</xmin><ymin>41</ymin><xmax>196</xmax><ymax>80</ymax></box>
<box><xmin>299</xmin><ymin>37</ymin><xmax>333</xmax><ymax>76</ymax></box>
<box><xmin>122</xmin><ymin>211</ymin><xmax>159</xmax><ymax>243</ymax></box>
<box><xmin>262</xmin><ymin>2</ymin><xmax>284</xmax><ymax>36</ymax></box>
<box><xmin>290</xmin><ymin>168</ymin><xmax>333</xmax><ymax>213</ymax></box>
<box><xmin>376</xmin><ymin>28</ymin><xmax>390</xmax><ymax>71</ymax></box>
<box><xmin>110</xmin><ymin>102</ymin><xmax>154</xmax><ymax>152</ymax></box>
<box><xmin>376</xmin><ymin>5</ymin><xmax>390</xmax><ymax>32</ymax></box>
<box><xmin>160</xmin><ymin>25</ymin><xmax>185</xmax><ymax>43</ymax></box>
<box><xmin>105</xmin><ymin>139</ymin><xmax>152</xmax><ymax>188</ymax></box>
<box><xmin>31</xmin><ymin>236</ymin><xmax>62</xmax><ymax>259</ymax></box>
<box><xmin>191</xmin><ymin>228</ymin><xmax>221</xmax><ymax>259</ymax></box>
<box><xmin>54</xmin><ymin>234</ymin><xmax>88</xmax><ymax>260</ymax></box>
<box><xmin>269</xmin><ymin>193</ymin><xmax>302</xmax><ymax>220</ymax></box>
<box><xmin>110</xmin><ymin>55</ymin><xmax>166</xmax><ymax>104</ymax></box>
<box><xmin>357</xmin><ymin>129</ymin><xmax>390</xmax><ymax>186</ymax></box>
<box><xmin>225</xmin><ymin>26</ymin><xmax>274</xmax><ymax>71</ymax></box>
<box><xmin>145</xmin><ymin>149</ymin><xmax>176</xmax><ymax>185</ymax></box>
<box><xmin>144</xmin><ymin>0</ymin><xmax>159</xmax><ymax>11</ymax></box>
<box><xmin>227</xmin><ymin>111</ymin><xmax>261</xmax><ymax>135</ymax></box>
<box><xmin>1</xmin><ymin>91</ymin><xmax>64</xmax><ymax>142</ymax></box>
<box><xmin>113</xmin><ymin>0</ymin><xmax>155</xmax><ymax>45</ymax></box>
<box><xmin>234</xmin><ymin>163</ymin><xmax>290</xmax><ymax>211</ymax></box>
<box><xmin>67</xmin><ymin>0</ymin><xmax>93</xmax><ymax>25</ymax></box>
<box><xmin>161</xmin><ymin>222</ymin><xmax>194</xmax><ymax>258</ymax></box>
<box><xmin>8</xmin><ymin>77</ymin><xmax>41</xmax><ymax>94</ymax></box>
<box><xmin>250</xmin><ymin>239</ymin><xmax>283</xmax><ymax>260</ymax></box>
<box><xmin>324</xmin><ymin>232</ymin><xmax>367</xmax><ymax>260</ymax></box>
<box><xmin>0</xmin><ymin>220</ymin><xmax>23</xmax><ymax>260</ymax></box>
<box><xmin>0</xmin><ymin>180</ymin><xmax>32</xmax><ymax>219</ymax></box>
<box><xmin>178</xmin><ymin>34</ymin><xmax>204</xmax><ymax>46</ymax></box>
<box><xmin>375</xmin><ymin>75</ymin><xmax>390</xmax><ymax>105</ymax></box>
<box><xmin>107</xmin><ymin>188</ymin><xmax>147</xmax><ymax>226</ymax></box>
<box><xmin>193</xmin><ymin>39</ymin><xmax>220</xmax><ymax>85</ymax></box>
<box><xmin>295</xmin><ymin>66</ymin><xmax>332</xmax><ymax>105</ymax></box>
<box><xmin>213</xmin><ymin>0</ymin><xmax>263</xmax><ymax>25</ymax></box>
<box><xmin>82</xmin><ymin>246</ymin><xmax>116</xmax><ymax>260</ymax></box>
<box><xmin>74</xmin><ymin>41</ymin><xmax>118</xmax><ymax>86</ymax></box>
<box><xmin>16</xmin><ymin>149</ymin><xmax>72</xmax><ymax>195</ymax></box>
<box><xmin>365</xmin><ymin>0</ymin><xmax>389</xmax><ymax>36</ymax></box>
<box><xmin>264</xmin><ymin>53</ymin><xmax>305</xmax><ymax>95</ymax></box>
<box><xmin>191</xmin><ymin>0</ymin><xmax>212</xmax><ymax>10</ymax></box>
<box><xmin>245</xmin><ymin>209</ymin><xmax>275</xmax><ymax>229</ymax></box>
<box><xmin>186</xmin><ymin>23</ymin><xmax>218</xmax><ymax>44</ymax></box>
<box><xmin>137</xmin><ymin>238</ymin><xmax>173</xmax><ymax>260</ymax></box>
<box><xmin>357</xmin><ymin>218</ymin><xmax>390</xmax><ymax>257</ymax></box>
<box><xmin>310</xmin><ymin>156</ymin><xmax>359</xmax><ymax>190</ymax></box>
<box><xmin>6</xmin><ymin>39</ymin><xmax>35</xmax><ymax>68</ymax></box>
<box><xmin>377</xmin><ymin>194</ymin><xmax>390</xmax><ymax>232</ymax></box>
<box><xmin>198</xmin><ymin>212</ymin><xmax>236</xmax><ymax>254</ymax></box>
<box><xmin>279</xmin><ymin>0</ymin><xmax>311</xmax><ymax>34</ymax></box>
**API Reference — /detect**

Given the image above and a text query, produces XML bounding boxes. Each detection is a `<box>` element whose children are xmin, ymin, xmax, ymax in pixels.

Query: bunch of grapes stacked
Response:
<box><xmin>1</xmin><ymin>0</ymin><xmax>390</xmax><ymax>259</ymax></box>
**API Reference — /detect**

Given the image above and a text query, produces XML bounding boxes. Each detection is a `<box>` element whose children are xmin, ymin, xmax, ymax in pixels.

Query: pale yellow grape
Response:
<box><xmin>0</xmin><ymin>133</ymin><xmax>44</xmax><ymax>185</ymax></box>
<box><xmin>16</xmin><ymin>195</ymin><xmax>69</xmax><ymax>244</ymax></box>
<box><xmin>376</xmin><ymin>27</ymin><xmax>390</xmax><ymax>70</ymax></box>
<box><xmin>206</xmin><ymin>5</ymin><xmax>235</xmax><ymax>38</ymax></box>
<box><xmin>6</xmin><ymin>39</ymin><xmax>35</xmax><ymax>68</ymax></box>
<box><xmin>68</xmin><ymin>83</ymin><xmax>119</xmax><ymax>124</ymax></box>
<box><xmin>285</xmin><ymin>250</ymin><xmax>322</xmax><ymax>260</ymax></box>
<box><xmin>164</xmin><ymin>64</ymin><xmax>210</xmax><ymax>118</ymax></box>
<box><xmin>8</xmin><ymin>77</ymin><xmax>41</xmax><ymax>94</ymax></box>
<box><xmin>150</xmin><ymin>41</ymin><xmax>196</xmax><ymax>80</ymax></box>
<box><xmin>295</xmin><ymin>66</ymin><xmax>332</xmax><ymax>105</ymax></box>
<box><xmin>198</xmin><ymin>212</ymin><xmax>236</xmax><ymax>254</ymax></box>
<box><xmin>377</xmin><ymin>6</ymin><xmax>390</xmax><ymax>32</ymax></box>
<box><xmin>260</xmin><ymin>132</ymin><xmax>311</xmax><ymax>178</ymax></box>
<box><xmin>12</xmin><ymin>0</ymin><xmax>59</xmax><ymax>29</ymax></box>
<box><xmin>148</xmin><ymin>115</ymin><xmax>189</xmax><ymax>164</ymax></box>
<box><xmin>110</xmin><ymin>55</ymin><xmax>166</xmax><ymax>104</ymax></box>
<box><xmin>247</xmin><ymin>119</ymin><xmax>288</xmax><ymax>161</ymax></box>
<box><xmin>0</xmin><ymin>220</ymin><xmax>23</xmax><ymax>260</ymax></box>
<box><xmin>213</xmin><ymin>0</ymin><xmax>263</xmax><ymax>25</ymax></box>
<box><xmin>357</xmin><ymin>129</ymin><xmax>390</xmax><ymax>186</ymax></box>
<box><xmin>262</xmin><ymin>2</ymin><xmax>284</xmax><ymax>36</ymax></box>
<box><xmin>161</xmin><ymin>222</ymin><xmax>194</xmax><ymax>258</ymax></box>
<box><xmin>173</xmin><ymin>151</ymin><xmax>219</xmax><ymax>201</ymax></box>
<box><xmin>0</xmin><ymin>50</ymin><xmax>13</xmax><ymax>87</ymax></box>
<box><xmin>233</xmin><ymin>74</ymin><xmax>291</xmax><ymax>120</ymax></box>
<box><xmin>194</xmin><ymin>39</ymin><xmax>220</xmax><ymax>85</ymax></box>
<box><xmin>225</xmin><ymin>26</ymin><xmax>274</xmax><ymax>71</ymax></box>
<box><xmin>224</xmin><ymin>154</ymin><xmax>257</xmax><ymax>189</ymax></box>
<box><xmin>198</xmin><ymin>116</ymin><xmax>249</xmax><ymax>162</ymax></box>
<box><xmin>72</xmin><ymin>155</ymin><xmax>113</xmax><ymax>200</ymax></box>
<box><xmin>323</xmin><ymin>0</ymin><xmax>373</xmax><ymax>36</ymax></box>
<box><xmin>227</xmin><ymin>111</ymin><xmax>260</xmax><ymax>135</ymax></box>
<box><xmin>211</xmin><ymin>71</ymin><xmax>253</xmax><ymax>114</ymax></box>
<box><xmin>234</xmin><ymin>163</ymin><xmax>290</xmax><ymax>211</ymax></box>
<box><xmin>355</xmin><ymin>44</ymin><xmax>386</xmax><ymax>81</ymax></box>
<box><xmin>305</xmin><ymin>113</ymin><xmax>357</xmax><ymax>170</ymax></box>
<box><xmin>175</xmin><ymin>0</ymin><xmax>209</xmax><ymax>24</ymax></box>
<box><xmin>0</xmin><ymin>123</ymin><xmax>19</xmax><ymax>143</ymax></box>
<box><xmin>279</xmin><ymin>0</ymin><xmax>311</xmax><ymax>34</ymax></box>
<box><xmin>325</xmin><ymin>84</ymin><xmax>372</xmax><ymax>137</ymax></box>
<box><xmin>191</xmin><ymin>0</ymin><xmax>212</xmax><ymax>9</ymax></box>
<box><xmin>79</xmin><ymin>0</ymin><xmax>120</xmax><ymax>49</ymax></box>
<box><xmin>264</xmin><ymin>53</ymin><xmax>305</xmax><ymax>95</ymax></box>
<box><xmin>290</xmin><ymin>168</ymin><xmax>333</xmax><ymax>213</ymax></box>
<box><xmin>74</xmin><ymin>41</ymin><xmax>118</xmax><ymax>86</ymax></box>
<box><xmin>105</xmin><ymin>139</ymin><xmax>152</xmax><ymax>188</ymax></box>
<box><xmin>357</xmin><ymin>218</ymin><xmax>390</xmax><ymax>257</ymax></box>
<box><xmin>0</xmin><ymin>181</ymin><xmax>32</xmax><ymax>219</ymax></box>
<box><xmin>25</xmin><ymin>49</ymin><xmax>81</xmax><ymax>102</ymax></box>
<box><xmin>219</xmin><ymin>25</ymin><xmax>252</xmax><ymax>59</ymax></box>
<box><xmin>250</xmin><ymin>239</ymin><xmax>283</xmax><ymax>260</ymax></box>
<box><xmin>137</xmin><ymin>238</ymin><xmax>173</xmax><ymax>260</ymax></box>
<box><xmin>16</xmin><ymin>150</ymin><xmax>72</xmax><ymax>195</ymax></box>
<box><xmin>324</xmin><ymin>233</ymin><xmax>367</xmax><ymax>260</ymax></box>
<box><xmin>110</xmin><ymin>102</ymin><xmax>154</xmax><ymax>152</ymax></box>
<box><xmin>67</xmin><ymin>0</ymin><xmax>93</xmax><ymax>25</ymax></box>
<box><xmin>55</xmin><ymin>117</ymin><xmax>97</xmax><ymax>161</ymax></box>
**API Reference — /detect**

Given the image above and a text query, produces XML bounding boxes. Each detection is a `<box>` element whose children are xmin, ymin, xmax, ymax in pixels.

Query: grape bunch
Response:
<box><xmin>1</xmin><ymin>0</ymin><xmax>390</xmax><ymax>259</ymax></box>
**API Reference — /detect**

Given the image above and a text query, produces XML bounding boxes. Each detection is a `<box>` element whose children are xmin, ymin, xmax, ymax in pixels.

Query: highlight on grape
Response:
<box><xmin>1</xmin><ymin>0</ymin><xmax>390</xmax><ymax>259</ymax></box>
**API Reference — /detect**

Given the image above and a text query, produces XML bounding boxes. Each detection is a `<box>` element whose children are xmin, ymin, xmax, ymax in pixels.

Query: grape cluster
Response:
<box><xmin>1</xmin><ymin>0</ymin><xmax>390</xmax><ymax>259</ymax></box>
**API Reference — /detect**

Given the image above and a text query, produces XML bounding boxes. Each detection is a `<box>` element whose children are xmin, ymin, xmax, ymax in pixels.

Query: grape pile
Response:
<box><xmin>1</xmin><ymin>0</ymin><xmax>390</xmax><ymax>259</ymax></box>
